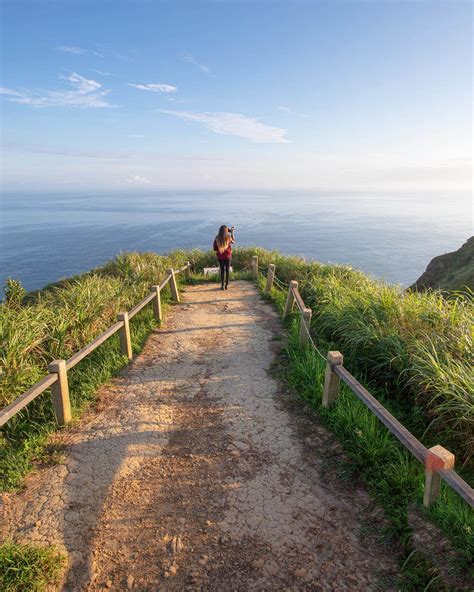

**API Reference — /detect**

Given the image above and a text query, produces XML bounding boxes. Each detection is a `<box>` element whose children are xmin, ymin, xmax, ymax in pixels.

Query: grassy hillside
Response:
<box><xmin>231</xmin><ymin>248</ymin><xmax>473</xmax><ymax>467</ymax></box>
<box><xmin>1</xmin><ymin>247</ymin><xmax>472</xmax><ymax>491</ymax></box>
<box><xmin>0</xmin><ymin>251</ymin><xmax>193</xmax><ymax>489</ymax></box>
<box><xmin>257</xmin><ymin>281</ymin><xmax>473</xmax><ymax>588</ymax></box>
<box><xmin>411</xmin><ymin>237</ymin><xmax>474</xmax><ymax>293</ymax></box>
<box><xmin>1</xmin><ymin>247</ymin><xmax>472</xmax><ymax>590</ymax></box>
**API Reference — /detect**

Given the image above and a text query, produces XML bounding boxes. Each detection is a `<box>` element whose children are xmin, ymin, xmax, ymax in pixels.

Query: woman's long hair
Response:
<box><xmin>216</xmin><ymin>225</ymin><xmax>230</xmax><ymax>254</ymax></box>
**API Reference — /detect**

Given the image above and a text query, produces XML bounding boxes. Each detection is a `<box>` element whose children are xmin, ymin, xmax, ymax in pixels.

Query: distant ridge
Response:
<box><xmin>411</xmin><ymin>236</ymin><xmax>474</xmax><ymax>292</ymax></box>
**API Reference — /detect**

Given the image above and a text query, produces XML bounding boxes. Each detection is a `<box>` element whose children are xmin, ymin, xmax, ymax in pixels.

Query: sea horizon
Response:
<box><xmin>1</xmin><ymin>188</ymin><xmax>471</xmax><ymax>293</ymax></box>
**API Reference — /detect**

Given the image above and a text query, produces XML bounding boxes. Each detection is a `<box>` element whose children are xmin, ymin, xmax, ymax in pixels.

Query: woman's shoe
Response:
<box><xmin>221</xmin><ymin>285</ymin><xmax>225</xmax><ymax>290</ymax></box>
<box><xmin>225</xmin><ymin>284</ymin><xmax>229</xmax><ymax>290</ymax></box>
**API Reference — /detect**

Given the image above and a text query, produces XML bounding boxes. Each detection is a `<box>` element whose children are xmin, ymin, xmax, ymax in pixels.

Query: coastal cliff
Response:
<box><xmin>411</xmin><ymin>236</ymin><xmax>474</xmax><ymax>292</ymax></box>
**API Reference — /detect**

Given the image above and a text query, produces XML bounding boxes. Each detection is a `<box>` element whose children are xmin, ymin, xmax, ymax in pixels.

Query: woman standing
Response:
<box><xmin>213</xmin><ymin>225</ymin><xmax>235</xmax><ymax>290</ymax></box>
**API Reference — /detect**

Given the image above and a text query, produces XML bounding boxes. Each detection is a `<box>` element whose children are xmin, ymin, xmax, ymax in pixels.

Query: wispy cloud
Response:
<box><xmin>93</xmin><ymin>69</ymin><xmax>117</xmax><ymax>77</ymax></box>
<box><xmin>128</xmin><ymin>83</ymin><xmax>177</xmax><ymax>93</ymax></box>
<box><xmin>0</xmin><ymin>87</ymin><xmax>24</xmax><ymax>97</ymax></box>
<box><xmin>182</xmin><ymin>52</ymin><xmax>210</xmax><ymax>74</ymax></box>
<box><xmin>126</xmin><ymin>175</ymin><xmax>150</xmax><ymax>185</ymax></box>
<box><xmin>57</xmin><ymin>45</ymin><xmax>101</xmax><ymax>56</ymax></box>
<box><xmin>56</xmin><ymin>45</ymin><xmax>131</xmax><ymax>61</ymax></box>
<box><xmin>0</xmin><ymin>73</ymin><xmax>114</xmax><ymax>108</ymax></box>
<box><xmin>278</xmin><ymin>106</ymin><xmax>307</xmax><ymax>118</ymax></box>
<box><xmin>159</xmin><ymin>110</ymin><xmax>289</xmax><ymax>143</ymax></box>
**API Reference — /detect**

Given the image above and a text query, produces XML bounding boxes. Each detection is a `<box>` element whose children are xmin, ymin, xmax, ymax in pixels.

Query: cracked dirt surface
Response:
<box><xmin>1</xmin><ymin>280</ymin><xmax>400</xmax><ymax>591</ymax></box>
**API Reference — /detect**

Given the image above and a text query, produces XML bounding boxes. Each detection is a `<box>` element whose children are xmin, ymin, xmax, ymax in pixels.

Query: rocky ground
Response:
<box><xmin>1</xmin><ymin>281</ymin><xmax>401</xmax><ymax>591</ymax></box>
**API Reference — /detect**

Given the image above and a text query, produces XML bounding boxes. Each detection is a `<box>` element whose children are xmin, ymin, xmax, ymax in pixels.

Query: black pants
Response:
<box><xmin>218</xmin><ymin>259</ymin><xmax>230</xmax><ymax>286</ymax></box>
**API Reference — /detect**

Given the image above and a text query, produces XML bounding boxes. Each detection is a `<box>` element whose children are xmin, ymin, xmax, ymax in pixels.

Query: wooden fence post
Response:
<box><xmin>322</xmin><ymin>351</ymin><xmax>343</xmax><ymax>407</ymax></box>
<box><xmin>265</xmin><ymin>264</ymin><xmax>275</xmax><ymax>294</ymax></box>
<box><xmin>117</xmin><ymin>311</ymin><xmax>132</xmax><ymax>360</ymax></box>
<box><xmin>283</xmin><ymin>280</ymin><xmax>298</xmax><ymax>318</ymax></box>
<box><xmin>151</xmin><ymin>285</ymin><xmax>162</xmax><ymax>322</ymax></box>
<box><xmin>185</xmin><ymin>261</ymin><xmax>191</xmax><ymax>280</ymax></box>
<box><xmin>423</xmin><ymin>445</ymin><xmax>455</xmax><ymax>507</ymax></box>
<box><xmin>48</xmin><ymin>360</ymin><xmax>71</xmax><ymax>425</ymax></box>
<box><xmin>168</xmin><ymin>268</ymin><xmax>180</xmax><ymax>302</ymax></box>
<box><xmin>299</xmin><ymin>307</ymin><xmax>312</xmax><ymax>347</ymax></box>
<box><xmin>252</xmin><ymin>256</ymin><xmax>258</xmax><ymax>279</ymax></box>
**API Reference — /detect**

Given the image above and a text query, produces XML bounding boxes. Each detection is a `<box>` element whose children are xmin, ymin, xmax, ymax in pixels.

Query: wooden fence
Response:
<box><xmin>2</xmin><ymin>256</ymin><xmax>472</xmax><ymax>510</ymax></box>
<box><xmin>252</xmin><ymin>255</ymin><xmax>474</xmax><ymax>509</ymax></box>
<box><xmin>0</xmin><ymin>263</ymin><xmax>191</xmax><ymax>428</ymax></box>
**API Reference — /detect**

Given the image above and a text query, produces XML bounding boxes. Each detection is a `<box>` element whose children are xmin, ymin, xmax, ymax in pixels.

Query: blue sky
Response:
<box><xmin>1</xmin><ymin>0</ymin><xmax>472</xmax><ymax>191</ymax></box>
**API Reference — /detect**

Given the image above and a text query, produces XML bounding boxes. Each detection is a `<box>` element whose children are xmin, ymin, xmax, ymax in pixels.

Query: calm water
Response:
<box><xmin>1</xmin><ymin>190</ymin><xmax>472</xmax><ymax>292</ymax></box>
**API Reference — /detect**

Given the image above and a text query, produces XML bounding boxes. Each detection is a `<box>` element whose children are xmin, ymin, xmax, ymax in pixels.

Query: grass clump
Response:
<box><xmin>0</xmin><ymin>542</ymin><xmax>65</xmax><ymax>592</ymax></box>
<box><xmin>0</xmin><ymin>251</ymin><xmax>192</xmax><ymax>490</ymax></box>
<box><xmin>257</xmin><ymin>274</ymin><xmax>473</xmax><ymax>589</ymax></box>
<box><xmin>1</xmin><ymin>245</ymin><xmax>472</xmax><ymax>480</ymax></box>
<box><xmin>240</xmin><ymin>247</ymin><xmax>473</xmax><ymax>467</ymax></box>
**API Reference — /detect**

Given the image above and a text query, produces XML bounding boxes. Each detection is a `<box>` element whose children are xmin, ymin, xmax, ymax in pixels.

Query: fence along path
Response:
<box><xmin>0</xmin><ymin>263</ymin><xmax>191</xmax><ymax>427</ymax></box>
<box><xmin>2</xmin><ymin>257</ymin><xmax>472</xmax><ymax>511</ymax></box>
<box><xmin>3</xmin><ymin>280</ymin><xmax>408</xmax><ymax>591</ymax></box>
<box><xmin>251</xmin><ymin>255</ymin><xmax>474</xmax><ymax>510</ymax></box>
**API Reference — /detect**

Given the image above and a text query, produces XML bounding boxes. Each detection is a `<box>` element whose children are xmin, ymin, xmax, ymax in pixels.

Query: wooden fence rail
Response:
<box><xmin>2</xmin><ymin>258</ymin><xmax>472</xmax><ymax>510</ymax></box>
<box><xmin>0</xmin><ymin>262</ymin><xmax>191</xmax><ymax>429</ymax></box>
<box><xmin>254</xmin><ymin>258</ymin><xmax>474</xmax><ymax>509</ymax></box>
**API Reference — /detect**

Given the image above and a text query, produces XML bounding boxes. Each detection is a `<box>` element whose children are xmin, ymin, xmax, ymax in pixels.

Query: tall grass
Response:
<box><xmin>237</xmin><ymin>247</ymin><xmax>473</xmax><ymax>467</ymax></box>
<box><xmin>0</xmin><ymin>251</ymin><xmax>191</xmax><ymax>490</ymax></box>
<box><xmin>1</xmin><ymin>247</ymin><xmax>472</xmax><ymax>589</ymax></box>
<box><xmin>1</xmin><ymin>246</ymin><xmax>472</xmax><ymax>482</ymax></box>
<box><xmin>258</xmin><ymin>277</ymin><xmax>473</xmax><ymax>589</ymax></box>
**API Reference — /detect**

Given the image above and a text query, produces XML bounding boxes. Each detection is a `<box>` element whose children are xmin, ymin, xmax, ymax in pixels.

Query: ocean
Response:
<box><xmin>1</xmin><ymin>190</ymin><xmax>472</xmax><ymax>292</ymax></box>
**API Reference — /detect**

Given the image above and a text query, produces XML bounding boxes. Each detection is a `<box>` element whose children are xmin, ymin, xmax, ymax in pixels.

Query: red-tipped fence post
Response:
<box><xmin>424</xmin><ymin>445</ymin><xmax>455</xmax><ymax>507</ymax></box>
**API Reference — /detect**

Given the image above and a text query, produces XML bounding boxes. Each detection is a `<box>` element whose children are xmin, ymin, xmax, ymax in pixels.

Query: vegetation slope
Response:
<box><xmin>411</xmin><ymin>236</ymin><xmax>474</xmax><ymax>293</ymax></box>
<box><xmin>1</xmin><ymin>248</ymin><xmax>472</xmax><ymax>590</ymax></box>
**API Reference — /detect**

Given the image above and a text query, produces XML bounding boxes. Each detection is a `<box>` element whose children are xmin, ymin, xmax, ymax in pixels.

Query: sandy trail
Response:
<box><xmin>1</xmin><ymin>281</ymin><xmax>399</xmax><ymax>591</ymax></box>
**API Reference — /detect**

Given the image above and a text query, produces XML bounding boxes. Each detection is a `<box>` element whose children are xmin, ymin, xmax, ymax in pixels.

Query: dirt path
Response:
<box><xmin>1</xmin><ymin>281</ymin><xmax>400</xmax><ymax>591</ymax></box>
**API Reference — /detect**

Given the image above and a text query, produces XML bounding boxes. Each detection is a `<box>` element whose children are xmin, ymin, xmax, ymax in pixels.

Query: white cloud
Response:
<box><xmin>0</xmin><ymin>73</ymin><xmax>114</xmax><ymax>108</ymax></box>
<box><xmin>56</xmin><ymin>46</ymin><xmax>130</xmax><ymax>61</ymax></box>
<box><xmin>128</xmin><ymin>83</ymin><xmax>177</xmax><ymax>93</ymax></box>
<box><xmin>57</xmin><ymin>45</ymin><xmax>103</xmax><ymax>57</ymax></box>
<box><xmin>182</xmin><ymin>52</ymin><xmax>210</xmax><ymax>74</ymax></box>
<box><xmin>0</xmin><ymin>87</ymin><xmax>24</xmax><ymax>97</ymax></box>
<box><xmin>159</xmin><ymin>110</ymin><xmax>290</xmax><ymax>143</ymax></box>
<box><xmin>278</xmin><ymin>106</ymin><xmax>307</xmax><ymax>118</ymax></box>
<box><xmin>93</xmin><ymin>69</ymin><xmax>117</xmax><ymax>77</ymax></box>
<box><xmin>126</xmin><ymin>175</ymin><xmax>149</xmax><ymax>184</ymax></box>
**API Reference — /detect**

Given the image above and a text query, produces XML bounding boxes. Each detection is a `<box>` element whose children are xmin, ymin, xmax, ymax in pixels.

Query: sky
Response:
<box><xmin>0</xmin><ymin>0</ymin><xmax>472</xmax><ymax>192</ymax></box>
